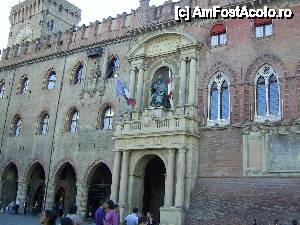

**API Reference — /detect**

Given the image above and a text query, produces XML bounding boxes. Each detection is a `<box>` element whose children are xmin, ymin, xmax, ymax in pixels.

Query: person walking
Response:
<box><xmin>23</xmin><ymin>199</ymin><xmax>28</xmax><ymax>215</ymax></box>
<box><xmin>105</xmin><ymin>200</ymin><xmax>119</xmax><ymax>225</ymax></box>
<box><xmin>57</xmin><ymin>198</ymin><xmax>64</xmax><ymax>217</ymax></box>
<box><xmin>146</xmin><ymin>212</ymin><xmax>155</xmax><ymax>225</ymax></box>
<box><xmin>124</xmin><ymin>207</ymin><xmax>139</xmax><ymax>225</ymax></box>
<box><xmin>95</xmin><ymin>201</ymin><xmax>106</xmax><ymax>225</ymax></box>
<box><xmin>15</xmin><ymin>199</ymin><xmax>20</xmax><ymax>215</ymax></box>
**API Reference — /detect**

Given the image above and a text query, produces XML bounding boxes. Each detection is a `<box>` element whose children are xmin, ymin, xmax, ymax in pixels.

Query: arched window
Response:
<box><xmin>208</xmin><ymin>73</ymin><xmax>230</xmax><ymax>126</ymax></box>
<box><xmin>40</xmin><ymin>113</ymin><xmax>49</xmax><ymax>135</ymax></box>
<box><xmin>210</xmin><ymin>24</ymin><xmax>227</xmax><ymax>47</ymax></box>
<box><xmin>102</xmin><ymin>107</ymin><xmax>114</xmax><ymax>130</ymax></box>
<box><xmin>106</xmin><ymin>56</ymin><xmax>120</xmax><ymax>78</ymax></box>
<box><xmin>0</xmin><ymin>80</ymin><xmax>5</xmax><ymax>98</ymax></box>
<box><xmin>69</xmin><ymin>110</ymin><xmax>79</xmax><ymax>133</ymax></box>
<box><xmin>47</xmin><ymin>71</ymin><xmax>56</xmax><ymax>90</ymax></box>
<box><xmin>254</xmin><ymin>18</ymin><xmax>273</xmax><ymax>38</ymax></box>
<box><xmin>12</xmin><ymin>116</ymin><xmax>22</xmax><ymax>136</ymax></box>
<box><xmin>73</xmin><ymin>64</ymin><xmax>83</xmax><ymax>85</ymax></box>
<box><xmin>20</xmin><ymin>77</ymin><xmax>29</xmax><ymax>94</ymax></box>
<box><xmin>255</xmin><ymin>65</ymin><xmax>280</xmax><ymax>121</ymax></box>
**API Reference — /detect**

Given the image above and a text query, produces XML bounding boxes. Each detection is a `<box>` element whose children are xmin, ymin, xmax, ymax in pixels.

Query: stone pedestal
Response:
<box><xmin>160</xmin><ymin>207</ymin><xmax>185</xmax><ymax>225</ymax></box>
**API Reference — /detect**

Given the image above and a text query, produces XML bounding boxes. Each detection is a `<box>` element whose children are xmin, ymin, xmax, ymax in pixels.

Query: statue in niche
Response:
<box><xmin>150</xmin><ymin>74</ymin><xmax>171</xmax><ymax>108</ymax></box>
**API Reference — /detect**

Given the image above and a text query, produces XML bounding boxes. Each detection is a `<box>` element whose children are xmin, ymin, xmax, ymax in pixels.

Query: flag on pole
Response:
<box><xmin>115</xmin><ymin>79</ymin><xmax>136</xmax><ymax>106</ymax></box>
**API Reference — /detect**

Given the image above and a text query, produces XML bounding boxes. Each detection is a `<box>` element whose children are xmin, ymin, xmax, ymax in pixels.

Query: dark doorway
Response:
<box><xmin>143</xmin><ymin>156</ymin><xmax>166</xmax><ymax>223</ymax></box>
<box><xmin>27</xmin><ymin>163</ymin><xmax>45</xmax><ymax>214</ymax></box>
<box><xmin>54</xmin><ymin>163</ymin><xmax>77</xmax><ymax>214</ymax></box>
<box><xmin>87</xmin><ymin>163</ymin><xmax>112</xmax><ymax>218</ymax></box>
<box><xmin>1</xmin><ymin>163</ymin><xmax>18</xmax><ymax>210</ymax></box>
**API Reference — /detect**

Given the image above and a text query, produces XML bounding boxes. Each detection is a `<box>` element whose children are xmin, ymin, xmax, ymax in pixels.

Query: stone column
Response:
<box><xmin>188</xmin><ymin>57</ymin><xmax>197</xmax><ymax>105</ymax></box>
<box><xmin>0</xmin><ymin>181</ymin><xmax>3</xmax><ymax>208</ymax></box>
<box><xmin>45</xmin><ymin>184</ymin><xmax>55</xmax><ymax>209</ymax></box>
<box><xmin>129</xmin><ymin>68</ymin><xmax>136</xmax><ymax>99</ymax></box>
<box><xmin>175</xmin><ymin>148</ymin><xmax>186</xmax><ymax>207</ymax></box>
<box><xmin>76</xmin><ymin>184</ymin><xmax>89</xmax><ymax>218</ymax></box>
<box><xmin>16</xmin><ymin>182</ymin><xmax>28</xmax><ymax>212</ymax></box>
<box><xmin>136</xmin><ymin>67</ymin><xmax>145</xmax><ymax>111</ymax></box>
<box><xmin>118</xmin><ymin>150</ymin><xmax>130</xmax><ymax>206</ymax></box>
<box><xmin>110</xmin><ymin>151</ymin><xmax>122</xmax><ymax>203</ymax></box>
<box><xmin>164</xmin><ymin>149</ymin><xmax>176</xmax><ymax>206</ymax></box>
<box><xmin>179</xmin><ymin>57</ymin><xmax>187</xmax><ymax>106</ymax></box>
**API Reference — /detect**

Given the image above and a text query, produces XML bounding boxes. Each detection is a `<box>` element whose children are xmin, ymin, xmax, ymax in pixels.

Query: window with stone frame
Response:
<box><xmin>207</xmin><ymin>72</ymin><xmax>230</xmax><ymax>126</ymax></box>
<box><xmin>106</xmin><ymin>56</ymin><xmax>120</xmax><ymax>78</ymax></box>
<box><xmin>47</xmin><ymin>71</ymin><xmax>57</xmax><ymax>90</ymax></box>
<box><xmin>67</xmin><ymin>108</ymin><xmax>79</xmax><ymax>133</ymax></box>
<box><xmin>102</xmin><ymin>107</ymin><xmax>114</xmax><ymax>130</ymax></box>
<box><xmin>11</xmin><ymin>115</ymin><xmax>22</xmax><ymax>136</ymax></box>
<box><xmin>210</xmin><ymin>24</ymin><xmax>227</xmax><ymax>47</ymax></box>
<box><xmin>0</xmin><ymin>80</ymin><xmax>5</xmax><ymax>98</ymax></box>
<box><xmin>38</xmin><ymin>112</ymin><xmax>50</xmax><ymax>135</ymax></box>
<box><xmin>19</xmin><ymin>77</ymin><xmax>29</xmax><ymax>95</ymax></box>
<box><xmin>72</xmin><ymin>64</ymin><xmax>84</xmax><ymax>85</ymax></box>
<box><xmin>254</xmin><ymin>18</ymin><xmax>273</xmax><ymax>38</ymax></box>
<box><xmin>255</xmin><ymin>65</ymin><xmax>280</xmax><ymax>122</ymax></box>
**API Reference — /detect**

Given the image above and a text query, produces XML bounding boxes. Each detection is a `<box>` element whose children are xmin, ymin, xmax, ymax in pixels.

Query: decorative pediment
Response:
<box><xmin>128</xmin><ymin>31</ymin><xmax>201</xmax><ymax>59</ymax></box>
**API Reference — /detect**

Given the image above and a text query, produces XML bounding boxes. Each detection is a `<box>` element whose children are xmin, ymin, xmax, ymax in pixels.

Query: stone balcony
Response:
<box><xmin>113</xmin><ymin>106</ymin><xmax>200</xmax><ymax>150</ymax></box>
<box><xmin>115</xmin><ymin>106</ymin><xmax>199</xmax><ymax>135</ymax></box>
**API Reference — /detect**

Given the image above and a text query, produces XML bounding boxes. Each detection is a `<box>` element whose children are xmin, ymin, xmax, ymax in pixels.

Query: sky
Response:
<box><xmin>0</xmin><ymin>0</ymin><xmax>170</xmax><ymax>51</ymax></box>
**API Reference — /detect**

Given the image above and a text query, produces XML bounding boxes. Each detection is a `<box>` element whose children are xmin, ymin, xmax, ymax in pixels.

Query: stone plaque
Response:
<box><xmin>248</xmin><ymin>138</ymin><xmax>263</xmax><ymax>169</ymax></box>
<box><xmin>269</xmin><ymin>134</ymin><xmax>300</xmax><ymax>172</ymax></box>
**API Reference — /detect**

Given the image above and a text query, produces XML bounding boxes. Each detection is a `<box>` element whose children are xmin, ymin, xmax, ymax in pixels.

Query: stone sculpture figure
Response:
<box><xmin>150</xmin><ymin>74</ymin><xmax>171</xmax><ymax>108</ymax></box>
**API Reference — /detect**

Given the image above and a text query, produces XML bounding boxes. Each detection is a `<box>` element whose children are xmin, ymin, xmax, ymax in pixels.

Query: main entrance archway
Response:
<box><xmin>131</xmin><ymin>154</ymin><xmax>166</xmax><ymax>223</ymax></box>
<box><xmin>86</xmin><ymin>163</ymin><xmax>112</xmax><ymax>218</ymax></box>
<box><xmin>143</xmin><ymin>156</ymin><xmax>166</xmax><ymax>222</ymax></box>
<box><xmin>1</xmin><ymin>163</ymin><xmax>18</xmax><ymax>209</ymax></box>
<box><xmin>26</xmin><ymin>163</ymin><xmax>45</xmax><ymax>214</ymax></box>
<box><xmin>53</xmin><ymin>163</ymin><xmax>77</xmax><ymax>214</ymax></box>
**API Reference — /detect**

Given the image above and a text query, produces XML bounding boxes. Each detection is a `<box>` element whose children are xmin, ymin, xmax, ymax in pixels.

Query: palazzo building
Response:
<box><xmin>0</xmin><ymin>0</ymin><xmax>299</xmax><ymax>224</ymax></box>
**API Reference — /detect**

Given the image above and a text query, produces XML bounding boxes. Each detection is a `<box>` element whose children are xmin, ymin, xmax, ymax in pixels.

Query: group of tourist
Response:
<box><xmin>40</xmin><ymin>204</ymin><xmax>83</xmax><ymax>225</ymax></box>
<box><xmin>94</xmin><ymin>200</ymin><xmax>155</xmax><ymax>225</ymax></box>
<box><xmin>39</xmin><ymin>199</ymin><xmax>155</xmax><ymax>225</ymax></box>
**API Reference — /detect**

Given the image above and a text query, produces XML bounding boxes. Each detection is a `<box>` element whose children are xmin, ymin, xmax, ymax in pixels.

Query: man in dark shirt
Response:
<box><xmin>95</xmin><ymin>201</ymin><xmax>106</xmax><ymax>225</ymax></box>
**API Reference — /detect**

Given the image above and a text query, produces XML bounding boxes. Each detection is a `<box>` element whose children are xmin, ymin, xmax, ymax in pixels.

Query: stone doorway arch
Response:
<box><xmin>130</xmin><ymin>154</ymin><xmax>166</xmax><ymax>223</ymax></box>
<box><xmin>25</xmin><ymin>162</ymin><xmax>45</xmax><ymax>214</ymax></box>
<box><xmin>53</xmin><ymin>162</ymin><xmax>77</xmax><ymax>215</ymax></box>
<box><xmin>86</xmin><ymin>163</ymin><xmax>112</xmax><ymax>218</ymax></box>
<box><xmin>0</xmin><ymin>163</ymin><xmax>18</xmax><ymax>209</ymax></box>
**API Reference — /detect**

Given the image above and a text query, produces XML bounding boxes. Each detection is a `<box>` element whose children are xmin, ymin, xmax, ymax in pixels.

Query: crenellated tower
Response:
<box><xmin>7</xmin><ymin>0</ymin><xmax>81</xmax><ymax>47</ymax></box>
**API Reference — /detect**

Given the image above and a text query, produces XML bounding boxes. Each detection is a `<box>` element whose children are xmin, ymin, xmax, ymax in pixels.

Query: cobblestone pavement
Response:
<box><xmin>0</xmin><ymin>213</ymin><xmax>96</xmax><ymax>225</ymax></box>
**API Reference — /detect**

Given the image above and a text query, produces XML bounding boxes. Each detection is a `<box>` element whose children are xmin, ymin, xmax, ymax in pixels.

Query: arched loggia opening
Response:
<box><xmin>131</xmin><ymin>155</ymin><xmax>166</xmax><ymax>224</ymax></box>
<box><xmin>53</xmin><ymin>163</ymin><xmax>77</xmax><ymax>215</ymax></box>
<box><xmin>1</xmin><ymin>163</ymin><xmax>18</xmax><ymax>209</ymax></box>
<box><xmin>26</xmin><ymin>163</ymin><xmax>45</xmax><ymax>214</ymax></box>
<box><xmin>86</xmin><ymin>163</ymin><xmax>112</xmax><ymax>218</ymax></box>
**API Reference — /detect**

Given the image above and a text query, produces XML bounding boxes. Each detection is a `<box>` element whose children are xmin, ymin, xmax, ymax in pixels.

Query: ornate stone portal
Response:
<box><xmin>111</xmin><ymin>32</ymin><xmax>201</xmax><ymax>225</ymax></box>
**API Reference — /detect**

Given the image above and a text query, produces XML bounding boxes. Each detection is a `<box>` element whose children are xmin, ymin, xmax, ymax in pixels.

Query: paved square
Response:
<box><xmin>0</xmin><ymin>213</ymin><xmax>95</xmax><ymax>225</ymax></box>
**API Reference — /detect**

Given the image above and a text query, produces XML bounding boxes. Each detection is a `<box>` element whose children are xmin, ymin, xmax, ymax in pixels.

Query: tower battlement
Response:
<box><xmin>1</xmin><ymin>0</ymin><xmax>288</xmax><ymax>65</ymax></box>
